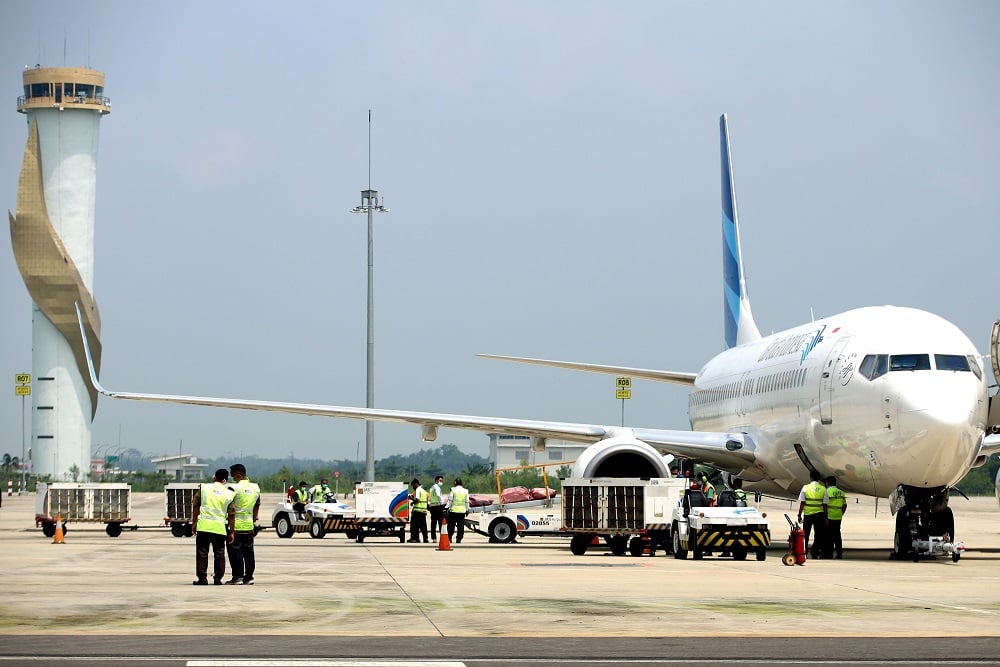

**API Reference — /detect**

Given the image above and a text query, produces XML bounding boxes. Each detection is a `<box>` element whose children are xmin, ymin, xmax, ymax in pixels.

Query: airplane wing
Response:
<box><xmin>75</xmin><ymin>305</ymin><xmax>755</xmax><ymax>471</ymax></box>
<box><xmin>477</xmin><ymin>354</ymin><xmax>697</xmax><ymax>386</ymax></box>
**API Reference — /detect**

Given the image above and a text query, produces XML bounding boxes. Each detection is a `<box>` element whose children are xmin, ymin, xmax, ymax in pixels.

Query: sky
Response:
<box><xmin>1</xmin><ymin>2</ymin><xmax>998</xmax><ymax>465</ymax></box>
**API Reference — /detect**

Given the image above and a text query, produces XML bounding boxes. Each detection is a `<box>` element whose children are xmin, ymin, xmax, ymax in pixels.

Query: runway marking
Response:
<box><xmin>187</xmin><ymin>663</ymin><xmax>466</xmax><ymax>666</ymax></box>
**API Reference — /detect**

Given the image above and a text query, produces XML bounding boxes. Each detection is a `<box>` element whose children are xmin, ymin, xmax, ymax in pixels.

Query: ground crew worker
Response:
<box><xmin>796</xmin><ymin>469</ymin><xmax>829</xmax><ymax>559</ymax></box>
<box><xmin>225</xmin><ymin>463</ymin><xmax>261</xmax><ymax>585</ymax></box>
<box><xmin>700</xmin><ymin>474</ymin><xmax>717</xmax><ymax>506</ymax></box>
<box><xmin>824</xmin><ymin>475</ymin><xmax>847</xmax><ymax>559</ymax></box>
<box><xmin>408</xmin><ymin>478</ymin><xmax>429</xmax><ymax>543</ymax></box>
<box><xmin>191</xmin><ymin>468</ymin><xmax>236</xmax><ymax>585</ymax></box>
<box><xmin>292</xmin><ymin>481</ymin><xmax>309</xmax><ymax>517</ymax></box>
<box><xmin>447</xmin><ymin>478</ymin><xmax>469</xmax><ymax>544</ymax></box>
<box><xmin>731</xmin><ymin>478</ymin><xmax>748</xmax><ymax>506</ymax></box>
<box><xmin>310</xmin><ymin>478</ymin><xmax>331</xmax><ymax>503</ymax></box>
<box><xmin>428</xmin><ymin>475</ymin><xmax>446</xmax><ymax>541</ymax></box>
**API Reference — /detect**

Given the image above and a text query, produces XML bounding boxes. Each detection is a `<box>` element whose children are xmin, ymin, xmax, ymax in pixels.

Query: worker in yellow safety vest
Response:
<box><xmin>796</xmin><ymin>469</ymin><xmax>829</xmax><ymax>559</ymax></box>
<box><xmin>824</xmin><ymin>476</ymin><xmax>847</xmax><ymax>559</ymax></box>
<box><xmin>447</xmin><ymin>478</ymin><xmax>470</xmax><ymax>544</ymax></box>
<box><xmin>191</xmin><ymin>468</ymin><xmax>236</xmax><ymax>585</ymax></box>
<box><xmin>428</xmin><ymin>475</ymin><xmax>446</xmax><ymax>541</ymax></box>
<box><xmin>225</xmin><ymin>463</ymin><xmax>261</xmax><ymax>585</ymax></box>
<box><xmin>407</xmin><ymin>478</ymin><xmax>429</xmax><ymax>543</ymax></box>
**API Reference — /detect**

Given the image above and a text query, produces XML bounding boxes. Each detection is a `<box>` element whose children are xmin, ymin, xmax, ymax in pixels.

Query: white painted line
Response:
<box><xmin>187</xmin><ymin>662</ymin><xmax>467</xmax><ymax>667</ymax></box>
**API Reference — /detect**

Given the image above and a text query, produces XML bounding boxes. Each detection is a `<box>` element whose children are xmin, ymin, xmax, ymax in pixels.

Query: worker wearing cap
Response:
<box><xmin>700</xmin><ymin>474</ymin><xmax>717</xmax><ymax>506</ymax></box>
<box><xmin>191</xmin><ymin>468</ymin><xmax>236</xmax><ymax>585</ymax></box>
<box><xmin>225</xmin><ymin>463</ymin><xmax>261</xmax><ymax>585</ymax></box>
<box><xmin>447</xmin><ymin>478</ymin><xmax>469</xmax><ymax>544</ymax></box>
<box><xmin>428</xmin><ymin>475</ymin><xmax>446</xmax><ymax>541</ymax></box>
<box><xmin>824</xmin><ymin>476</ymin><xmax>847</xmax><ymax>559</ymax></box>
<box><xmin>407</xmin><ymin>478</ymin><xmax>429</xmax><ymax>543</ymax></box>
<box><xmin>797</xmin><ymin>469</ymin><xmax>829</xmax><ymax>559</ymax></box>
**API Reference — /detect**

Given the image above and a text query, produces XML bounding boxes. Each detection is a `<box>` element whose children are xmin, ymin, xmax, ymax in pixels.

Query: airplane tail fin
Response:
<box><xmin>720</xmin><ymin>114</ymin><xmax>762</xmax><ymax>349</ymax></box>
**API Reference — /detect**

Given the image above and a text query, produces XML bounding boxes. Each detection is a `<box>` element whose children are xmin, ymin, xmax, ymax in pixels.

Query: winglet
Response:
<box><xmin>75</xmin><ymin>301</ymin><xmax>111</xmax><ymax>396</ymax></box>
<box><xmin>720</xmin><ymin>114</ymin><xmax>762</xmax><ymax>349</ymax></box>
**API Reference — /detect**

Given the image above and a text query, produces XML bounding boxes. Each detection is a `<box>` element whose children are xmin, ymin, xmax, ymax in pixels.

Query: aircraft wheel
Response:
<box><xmin>489</xmin><ymin>518</ymin><xmax>517</xmax><ymax>544</ymax></box>
<box><xmin>309</xmin><ymin>520</ymin><xmax>326</xmax><ymax>539</ymax></box>
<box><xmin>274</xmin><ymin>514</ymin><xmax>294</xmax><ymax>539</ymax></box>
<box><xmin>570</xmin><ymin>534</ymin><xmax>589</xmax><ymax>556</ymax></box>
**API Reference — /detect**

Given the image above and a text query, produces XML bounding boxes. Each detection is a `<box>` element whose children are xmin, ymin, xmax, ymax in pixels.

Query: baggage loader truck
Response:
<box><xmin>35</xmin><ymin>482</ymin><xmax>132</xmax><ymax>537</ymax></box>
<box><xmin>351</xmin><ymin>481</ymin><xmax>409</xmax><ymax>543</ymax></box>
<box><xmin>466</xmin><ymin>461</ymin><xmax>570</xmax><ymax>543</ymax></box>
<box><xmin>562</xmin><ymin>477</ymin><xmax>687</xmax><ymax>556</ymax></box>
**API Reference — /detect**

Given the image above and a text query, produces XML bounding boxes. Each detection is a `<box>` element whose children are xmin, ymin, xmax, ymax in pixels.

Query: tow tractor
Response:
<box><xmin>271</xmin><ymin>497</ymin><xmax>355</xmax><ymax>539</ymax></box>
<box><xmin>465</xmin><ymin>461</ymin><xmax>571</xmax><ymax>543</ymax></box>
<box><xmin>671</xmin><ymin>487</ymin><xmax>771</xmax><ymax>561</ymax></box>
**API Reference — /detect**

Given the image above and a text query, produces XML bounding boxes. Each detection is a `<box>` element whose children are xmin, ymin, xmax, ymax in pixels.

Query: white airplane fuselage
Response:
<box><xmin>690</xmin><ymin>305</ymin><xmax>987</xmax><ymax>498</ymax></box>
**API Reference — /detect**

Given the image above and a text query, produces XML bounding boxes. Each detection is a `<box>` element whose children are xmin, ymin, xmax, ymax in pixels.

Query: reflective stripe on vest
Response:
<box><xmin>803</xmin><ymin>481</ymin><xmax>826</xmax><ymax>515</ymax></box>
<box><xmin>827</xmin><ymin>487</ymin><xmax>846</xmax><ymax>520</ymax></box>
<box><xmin>412</xmin><ymin>486</ymin><xmax>428</xmax><ymax>512</ymax></box>
<box><xmin>233</xmin><ymin>480</ymin><xmax>261</xmax><ymax>531</ymax></box>
<box><xmin>197</xmin><ymin>483</ymin><xmax>235</xmax><ymax>535</ymax></box>
<box><xmin>450</xmin><ymin>487</ymin><xmax>469</xmax><ymax>513</ymax></box>
<box><xmin>429</xmin><ymin>484</ymin><xmax>443</xmax><ymax>506</ymax></box>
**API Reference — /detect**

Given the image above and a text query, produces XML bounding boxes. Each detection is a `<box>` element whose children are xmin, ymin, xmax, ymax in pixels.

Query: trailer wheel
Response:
<box><xmin>345</xmin><ymin>530</ymin><xmax>358</xmax><ymax>540</ymax></box>
<box><xmin>274</xmin><ymin>514</ymin><xmax>294</xmax><ymax>539</ymax></box>
<box><xmin>399</xmin><ymin>529</ymin><xmax>406</xmax><ymax>543</ymax></box>
<box><xmin>628</xmin><ymin>536</ymin><xmax>646</xmax><ymax>557</ymax></box>
<box><xmin>170</xmin><ymin>523</ymin><xmax>185</xmax><ymax>538</ymax></box>
<box><xmin>488</xmin><ymin>518</ymin><xmax>517</xmax><ymax>544</ymax></box>
<box><xmin>732</xmin><ymin>547</ymin><xmax>747</xmax><ymax>561</ymax></box>
<box><xmin>690</xmin><ymin>528</ymin><xmax>703</xmax><ymax>559</ymax></box>
<box><xmin>756</xmin><ymin>548</ymin><xmax>767</xmax><ymax>561</ymax></box>
<box><xmin>42</xmin><ymin>522</ymin><xmax>55</xmax><ymax>538</ymax></box>
<box><xmin>608</xmin><ymin>535</ymin><xmax>628</xmax><ymax>556</ymax></box>
<box><xmin>309</xmin><ymin>520</ymin><xmax>326</xmax><ymax>539</ymax></box>
<box><xmin>952</xmin><ymin>552</ymin><xmax>961</xmax><ymax>563</ymax></box>
<box><xmin>106</xmin><ymin>523</ymin><xmax>123</xmax><ymax>538</ymax></box>
<box><xmin>671</xmin><ymin>524</ymin><xmax>687</xmax><ymax>559</ymax></box>
<box><xmin>185</xmin><ymin>523</ymin><xmax>193</xmax><ymax>537</ymax></box>
<box><xmin>570</xmin><ymin>534</ymin><xmax>589</xmax><ymax>555</ymax></box>
<box><xmin>357</xmin><ymin>533</ymin><xmax>366</xmax><ymax>543</ymax></box>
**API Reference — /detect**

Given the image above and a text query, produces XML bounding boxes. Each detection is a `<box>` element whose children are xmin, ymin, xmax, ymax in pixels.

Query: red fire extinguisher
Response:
<box><xmin>783</xmin><ymin>514</ymin><xmax>806</xmax><ymax>566</ymax></box>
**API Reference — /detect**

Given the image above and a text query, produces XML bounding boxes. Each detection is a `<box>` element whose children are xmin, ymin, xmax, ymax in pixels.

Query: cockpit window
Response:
<box><xmin>934</xmin><ymin>354</ymin><xmax>970</xmax><ymax>372</ymax></box>
<box><xmin>859</xmin><ymin>354</ymin><xmax>889</xmax><ymax>380</ymax></box>
<box><xmin>966</xmin><ymin>355</ymin><xmax>983</xmax><ymax>380</ymax></box>
<box><xmin>889</xmin><ymin>354</ymin><xmax>931</xmax><ymax>371</ymax></box>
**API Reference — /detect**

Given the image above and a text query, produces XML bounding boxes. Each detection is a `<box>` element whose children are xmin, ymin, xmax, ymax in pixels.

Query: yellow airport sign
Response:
<box><xmin>616</xmin><ymin>376</ymin><xmax>631</xmax><ymax>388</ymax></box>
<box><xmin>616</xmin><ymin>388</ymin><xmax>631</xmax><ymax>400</ymax></box>
<box><xmin>15</xmin><ymin>373</ymin><xmax>31</xmax><ymax>384</ymax></box>
<box><xmin>15</xmin><ymin>385</ymin><xmax>31</xmax><ymax>396</ymax></box>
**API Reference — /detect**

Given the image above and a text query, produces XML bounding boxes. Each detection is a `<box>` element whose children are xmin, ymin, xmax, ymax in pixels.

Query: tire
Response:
<box><xmin>274</xmin><ymin>514</ymin><xmax>294</xmax><ymax>539</ymax></box>
<box><xmin>570</xmin><ymin>534</ymin><xmax>589</xmax><ymax>556</ymax></box>
<box><xmin>756</xmin><ymin>548</ymin><xmax>767</xmax><ymax>561</ymax></box>
<box><xmin>628</xmin><ymin>536</ymin><xmax>645</xmax><ymax>557</ymax></box>
<box><xmin>672</xmin><ymin>524</ymin><xmax>687</xmax><ymax>559</ymax></box>
<box><xmin>691</xmin><ymin>528</ymin><xmax>703</xmax><ymax>560</ymax></box>
<box><xmin>42</xmin><ymin>522</ymin><xmax>55</xmax><ymax>538</ymax></box>
<box><xmin>489</xmin><ymin>518</ymin><xmax>517</xmax><ymax>544</ymax></box>
<box><xmin>345</xmin><ymin>530</ymin><xmax>358</xmax><ymax>540</ymax></box>
<box><xmin>609</xmin><ymin>535</ymin><xmax>628</xmax><ymax>556</ymax></box>
<box><xmin>732</xmin><ymin>547</ymin><xmax>747</xmax><ymax>561</ymax></box>
<box><xmin>952</xmin><ymin>552</ymin><xmax>961</xmax><ymax>563</ymax></box>
<box><xmin>106</xmin><ymin>523</ymin><xmax>123</xmax><ymax>538</ymax></box>
<box><xmin>170</xmin><ymin>523</ymin><xmax>185</xmax><ymax>538</ymax></box>
<box><xmin>309</xmin><ymin>520</ymin><xmax>326</xmax><ymax>539</ymax></box>
<box><xmin>782</xmin><ymin>553</ymin><xmax>796</xmax><ymax>566</ymax></box>
<box><xmin>185</xmin><ymin>523</ymin><xmax>194</xmax><ymax>537</ymax></box>
<box><xmin>398</xmin><ymin>530</ymin><xmax>406</xmax><ymax>543</ymax></box>
<box><xmin>356</xmin><ymin>533</ymin><xmax>365</xmax><ymax>543</ymax></box>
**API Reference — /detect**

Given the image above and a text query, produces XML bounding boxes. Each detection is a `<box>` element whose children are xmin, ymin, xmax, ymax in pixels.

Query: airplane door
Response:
<box><xmin>819</xmin><ymin>336</ymin><xmax>852</xmax><ymax>425</ymax></box>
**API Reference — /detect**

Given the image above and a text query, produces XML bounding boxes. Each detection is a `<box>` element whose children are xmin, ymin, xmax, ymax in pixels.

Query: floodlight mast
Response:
<box><xmin>351</xmin><ymin>110</ymin><xmax>388</xmax><ymax>482</ymax></box>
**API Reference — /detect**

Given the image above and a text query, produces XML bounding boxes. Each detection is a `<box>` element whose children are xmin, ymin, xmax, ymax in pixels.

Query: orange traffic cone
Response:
<box><xmin>52</xmin><ymin>515</ymin><xmax>65</xmax><ymax>544</ymax></box>
<box><xmin>436</xmin><ymin>515</ymin><xmax>452</xmax><ymax>551</ymax></box>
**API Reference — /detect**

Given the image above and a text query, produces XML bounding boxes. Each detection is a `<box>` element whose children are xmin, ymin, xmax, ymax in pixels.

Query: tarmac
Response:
<box><xmin>0</xmin><ymin>490</ymin><xmax>998</xmax><ymax>640</ymax></box>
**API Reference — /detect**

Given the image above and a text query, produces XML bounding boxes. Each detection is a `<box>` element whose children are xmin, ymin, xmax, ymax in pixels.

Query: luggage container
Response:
<box><xmin>164</xmin><ymin>483</ymin><xmax>200</xmax><ymax>537</ymax></box>
<box><xmin>352</xmin><ymin>481</ymin><xmax>409</xmax><ymax>542</ymax></box>
<box><xmin>35</xmin><ymin>482</ymin><xmax>132</xmax><ymax>537</ymax></box>
<box><xmin>561</xmin><ymin>477</ymin><xmax>687</xmax><ymax>556</ymax></box>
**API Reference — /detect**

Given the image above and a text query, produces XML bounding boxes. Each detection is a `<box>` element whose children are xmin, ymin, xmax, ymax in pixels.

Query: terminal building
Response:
<box><xmin>9</xmin><ymin>65</ymin><xmax>111</xmax><ymax>480</ymax></box>
<box><xmin>488</xmin><ymin>433</ymin><xmax>586</xmax><ymax>470</ymax></box>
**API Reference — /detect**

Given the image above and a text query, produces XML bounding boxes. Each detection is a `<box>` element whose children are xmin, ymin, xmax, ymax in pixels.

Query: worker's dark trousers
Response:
<box><xmin>410</xmin><ymin>511</ymin><xmax>428</xmax><ymax>542</ymax></box>
<box><xmin>824</xmin><ymin>519</ymin><xmax>842</xmax><ymax>558</ymax></box>
<box><xmin>802</xmin><ymin>513</ymin><xmax>826</xmax><ymax>558</ymax></box>
<box><xmin>227</xmin><ymin>531</ymin><xmax>256</xmax><ymax>581</ymax></box>
<box><xmin>447</xmin><ymin>511</ymin><xmax>466</xmax><ymax>543</ymax></box>
<box><xmin>195</xmin><ymin>531</ymin><xmax>227</xmax><ymax>582</ymax></box>
<box><xmin>429</xmin><ymin>506</ymin><xmax>446</xmax><ymax>539</ymax></box>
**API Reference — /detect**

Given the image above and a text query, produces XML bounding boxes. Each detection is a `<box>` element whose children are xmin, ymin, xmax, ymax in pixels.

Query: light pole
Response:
<box><xmin>351</xmin><ymin>110</ymin><xmax>388</xmax><ymax>482</ymax></box>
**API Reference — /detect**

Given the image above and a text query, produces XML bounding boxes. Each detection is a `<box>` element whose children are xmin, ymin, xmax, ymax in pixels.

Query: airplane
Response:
<box><xmin>75</xmin><ymin>114</ymin><xmax>1000</xmax><ymax>558</ymax></box>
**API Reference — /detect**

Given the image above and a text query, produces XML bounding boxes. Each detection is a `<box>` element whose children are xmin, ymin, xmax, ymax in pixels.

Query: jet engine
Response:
<box><xmin>571</xmin><ymin>433</ymin><xmax>673</xmax><ymax>478</ymax></box>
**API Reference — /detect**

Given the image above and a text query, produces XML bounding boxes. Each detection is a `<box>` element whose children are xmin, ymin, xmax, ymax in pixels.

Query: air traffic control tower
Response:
<box><xmin>9</xmin><ymin>66</ymin><xmax>110</xmax><ymax>480</ymax></box>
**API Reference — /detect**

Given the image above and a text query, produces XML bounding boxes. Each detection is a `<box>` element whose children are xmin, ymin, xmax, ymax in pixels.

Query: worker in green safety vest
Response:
<box><xmin>225</xmin><ymin>463</ymin><xmax>261</xmax><ymax>585</ymax></box>
<box><xmin>407</xmin><ymin>478</ymin><xmax>429</xmax><ymax>543</ymax></box>
<box><xmin>824</xmin><ymin>475</ymin><xmax>847</xmax><ymax>559</ymax></box>
<box><xmin>191</xmin><ymin>468</ymin><xmax>236</xmax><ymax>585</ymax></box>
<box><xmin>796</xmin><ymin>469</ymin><xmax>829</xmax><ymax>559</ymax></box>
<box><xmin>447</xmin><ymin>478</ymin><xmax>469</xmax><ymax>544</ymax></box>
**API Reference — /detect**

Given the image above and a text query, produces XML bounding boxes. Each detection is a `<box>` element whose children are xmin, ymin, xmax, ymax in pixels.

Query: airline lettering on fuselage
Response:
<box><xmin>756</xmin><ymin>325</ymin><xmax>827</xmax><ymax>365</ymax></box>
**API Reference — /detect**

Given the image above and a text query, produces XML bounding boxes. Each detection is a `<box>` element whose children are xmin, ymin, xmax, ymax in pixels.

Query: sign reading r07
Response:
<box><xmin>15</xmin><ymin>373</ymin><xmax>31</xmax><ymax>384</ymax></box>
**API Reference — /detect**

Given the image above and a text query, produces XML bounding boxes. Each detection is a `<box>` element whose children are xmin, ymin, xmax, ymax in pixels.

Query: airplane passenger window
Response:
<box><xmin>889</xmin><ymin>354</ymin><xmax>931</xmax><ymax>371</ymax></box>
<box><xmin>934</xmin><ymin>355</ymin><xmax>970</xmax><ymax>372</ymax></box>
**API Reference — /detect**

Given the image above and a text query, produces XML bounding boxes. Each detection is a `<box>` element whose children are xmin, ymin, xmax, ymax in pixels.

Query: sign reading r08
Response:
<box><xmin>616</xmin><ymin>376</ymin><xmax>631</xmax><ymax>388</ymax></box>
